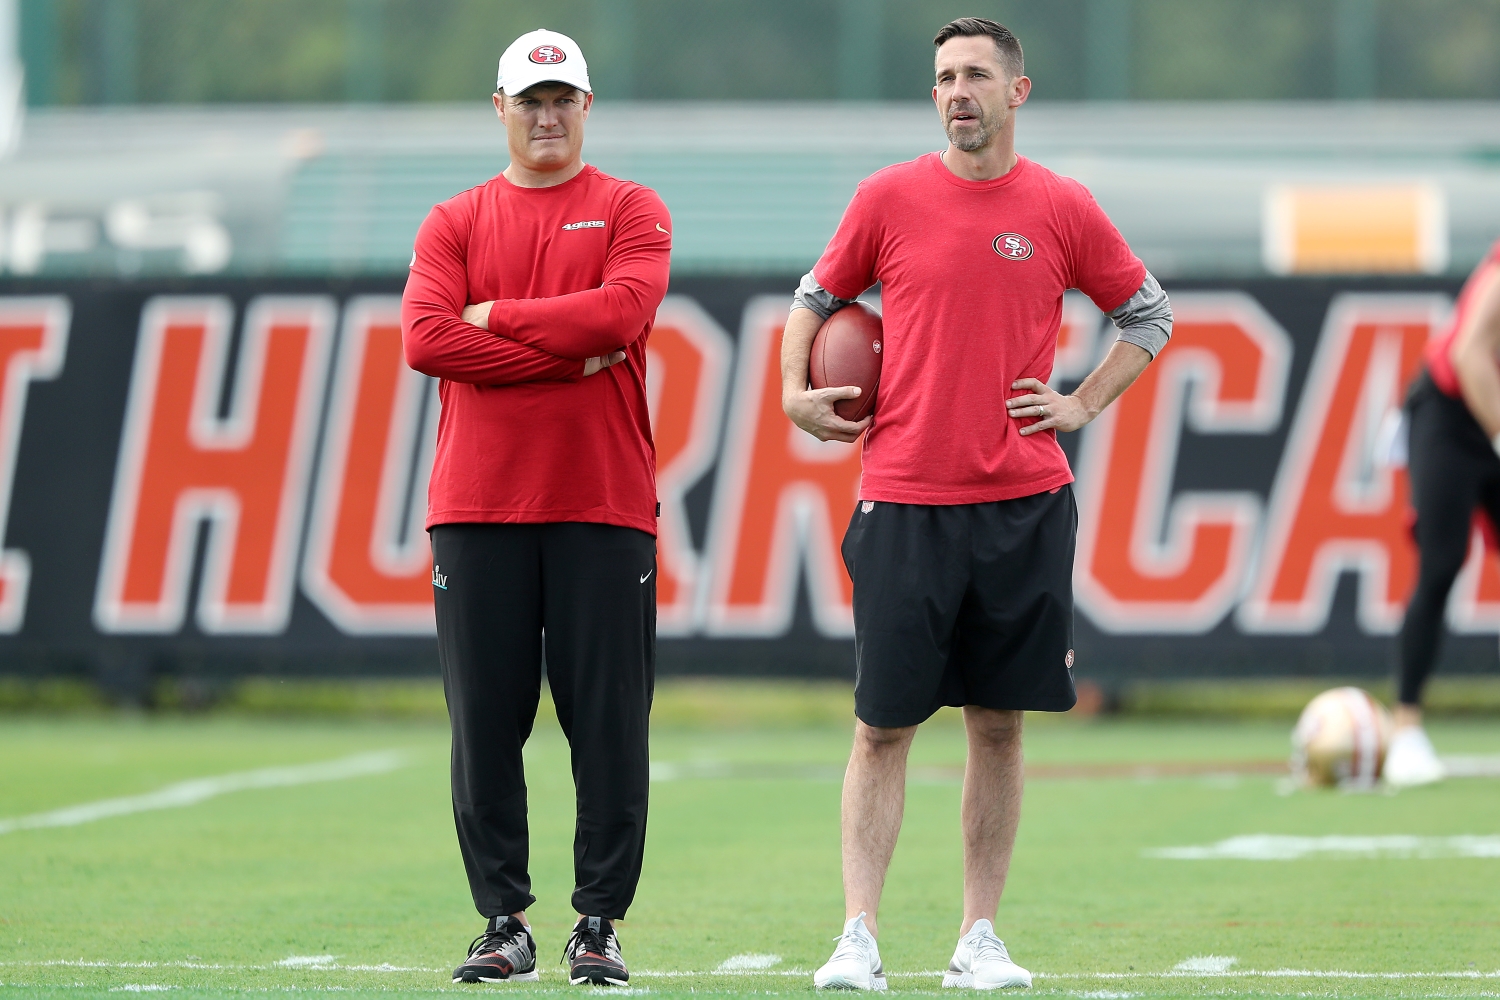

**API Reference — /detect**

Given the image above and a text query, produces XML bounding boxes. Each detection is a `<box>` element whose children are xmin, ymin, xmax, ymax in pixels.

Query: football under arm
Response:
<box><xmin>1450</xmin><ymin>262</ymin><xmax>1500</xmax><ymax>443</ymax></box>
<box><xmin>781</xmin><ymin>305</ymin><xmax>825</xmax><ymax>400</ymax></box>
<box><xmin>791</xmin><ymin>270</ymin><xmax>855</xmax><ymax>322</ymax></box>
<box><xmin>783</xmin><ymin>270</ymin><xmax>866</xmax><ymax>398</ymax></box>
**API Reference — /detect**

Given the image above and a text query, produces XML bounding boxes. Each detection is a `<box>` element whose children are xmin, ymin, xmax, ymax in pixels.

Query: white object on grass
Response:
<box><xmin>1441</xmin><ymin>755</ymin><xmax>1500</xmax><ymax>777</ymax></box>
<box><xmin>942</xmin><ymin>919</ymin><xmax>1031</xmax><ymax>989</ymax></box>
<box><xmin>0</xmin><ymin>751</ymin><xmax>406</xmax><ymax>835</ymax></box>
<box><xmin>717</xmin><ymin>953</ymin><xmax>782</xmax><ymax>971</ymax></box>
<box><xmin>1383</xmin><ymin>727</ymin><xmax>1446</xmax><ymax>787</ymax></box>
<box><xmin>1173</xmin><ymin>956</ymin><xmax>1237</xmax><ymax>973</ymax></box>
<box><xmin>1146</xmin><ymin>834</ymin><xmax>1500</xmax><ymax>860</ymax></box>
<box><xmin>274</xmin><ymin>955</ymin><xmax>337</xmax><ymax>968</ymax></box>
<box><xmin>814</xmin><ymin>912</ymin><xmax>886</xmax><ymax>991</ymax></box>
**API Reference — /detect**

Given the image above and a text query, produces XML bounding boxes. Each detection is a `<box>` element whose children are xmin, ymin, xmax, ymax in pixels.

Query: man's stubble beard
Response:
<box><xmin>945</xmin><ymin>104</ymin><xmax>1002</xmax><ymax>153</ymax></box>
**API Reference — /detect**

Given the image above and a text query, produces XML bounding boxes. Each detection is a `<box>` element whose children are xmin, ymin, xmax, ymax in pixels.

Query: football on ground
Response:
<box><xmin>809</xmin><ymin>302</ymin><xmax>883</xmax><ymax>422</ymax></box>
<box><xmin>1291</xmin><ymin>686</ymin><xmax>1392</xmax><ymax>789</ymax></box>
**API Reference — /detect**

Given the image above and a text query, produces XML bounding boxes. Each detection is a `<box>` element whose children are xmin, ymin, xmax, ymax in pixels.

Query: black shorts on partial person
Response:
<box><xmin>841</xmin><ymin>487</ymin><xmax>1079</xmax><ymax>728</ymax></box>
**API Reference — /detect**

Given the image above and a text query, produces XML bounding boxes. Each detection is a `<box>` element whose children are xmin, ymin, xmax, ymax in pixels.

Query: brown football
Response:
<box><xmin>808</xmin><ymin>302</ymin><xmax>883</xmax><ymax>422</ymax></box>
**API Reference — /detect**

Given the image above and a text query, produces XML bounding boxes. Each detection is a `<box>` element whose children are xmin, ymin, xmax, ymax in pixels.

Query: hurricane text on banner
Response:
<box><xmin>1445</xmin><ymin>515</ymin><xmax>1500</xmax><ymax>633</ymax></box>
<box><xmin>94</xmin><ymin>296</ymin><xmax>334</xmax><ymax>634</ymax></box>
<box><xmin>0</xmin><ymin>297</ymin><xmax>70</xmax><ymax>633</ymax></box>
<box><xmin>1075</xmin><ymin>293</ymin><xmax>1291</xmax><ymax>633</ymax></box>
<box><xmin>703</xmin><ymin>298</ymin><xmax>861</xmax><ymax>637</ymax></box>
<box><xmin>302</xmin><ymin>296</ymin><xmax>437</xmax><ymax>636</ymax></box>
<box><xmin>646</xmin><ymin>296</ymin><xmax>732</xmax><ymax>636</ymax></box>
<box><xmin>1240</xmin><ymin>294</ymin><xmax>1449</xmax><ymax>634</ymax></box>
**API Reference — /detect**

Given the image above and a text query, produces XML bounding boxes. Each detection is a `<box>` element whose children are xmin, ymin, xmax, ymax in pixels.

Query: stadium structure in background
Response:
<box><xmin>0</xmin><ymin>98</ymin><xmax>1498</xmax><ymax>685</ymax></box>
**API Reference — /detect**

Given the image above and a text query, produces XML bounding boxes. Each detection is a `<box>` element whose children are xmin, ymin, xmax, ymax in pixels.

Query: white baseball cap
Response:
<box><xmin>497</xmin><ymin>29</ymin><xmax>592</xmax><ymax>95</ymax></box>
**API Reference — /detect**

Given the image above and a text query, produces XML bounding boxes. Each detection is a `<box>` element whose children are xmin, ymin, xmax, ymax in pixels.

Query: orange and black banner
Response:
<box><xmin>0</xmin><ymin>275</ymin><xmax>1491</xmax><ymax>686</ymax></box>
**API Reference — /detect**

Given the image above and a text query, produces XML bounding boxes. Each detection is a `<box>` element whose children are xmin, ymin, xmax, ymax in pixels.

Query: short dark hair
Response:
<box><xmin>933</xmin><ymin>17</ymin><xmax>1024</xmax><ymax>80</ymax></box>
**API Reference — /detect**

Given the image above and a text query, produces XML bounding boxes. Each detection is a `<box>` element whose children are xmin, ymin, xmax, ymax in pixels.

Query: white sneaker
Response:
<box><xmin>1384</xmin><ymin>726</ymin><xmax>1446</xmax><ymax>787</ymax></box>
<box><xmin>943</xmin><ymin>919</ymin><xmax>1031</xmax><ymax>990</ymax></box>
<box><xmin>814</xmin><ymin>912</ymin><xmax>887</xmax><ymax>991</ymax></box>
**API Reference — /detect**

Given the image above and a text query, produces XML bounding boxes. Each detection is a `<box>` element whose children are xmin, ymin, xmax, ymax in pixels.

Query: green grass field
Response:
<box><xmin>2</xmin><ymin>682</ymin><xmax>1499</xmax><ymax>1000</ymax></box>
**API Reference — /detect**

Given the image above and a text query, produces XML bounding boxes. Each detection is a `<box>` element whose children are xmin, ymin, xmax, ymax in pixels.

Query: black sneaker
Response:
<box><xmin>562</xmin><ymin>916</ymin><xmax>628</xmax><ymax>986</ymax></box>
<box><xmin>454</xmin><ymin>915</ymin><xmax>539</xmax><ymax>983</ymax></box>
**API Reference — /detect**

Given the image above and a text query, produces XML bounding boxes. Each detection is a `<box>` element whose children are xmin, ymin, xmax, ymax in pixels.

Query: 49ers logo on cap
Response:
<box><xmin>529</xmin><ymin>45</ymin><xmax>567</xmax><ymax>64</ymax></box>
<box><xmin>993</xmin><ymin>233</ymin><xmax>1034</xmax><ymax>260</ymax></box>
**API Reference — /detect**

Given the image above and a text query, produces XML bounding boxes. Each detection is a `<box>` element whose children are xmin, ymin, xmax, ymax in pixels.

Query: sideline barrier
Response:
<box><xmin>0</xmin><ymin>274</ymin><xmax>1490</xmax><ymax>683</ymax></box>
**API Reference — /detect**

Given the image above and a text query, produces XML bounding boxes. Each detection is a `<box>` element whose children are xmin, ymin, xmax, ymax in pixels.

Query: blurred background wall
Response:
<box><xmin>13</xmin><ymin>0</ymin><xmax>1500</xmax><ymax>106</ymax></box>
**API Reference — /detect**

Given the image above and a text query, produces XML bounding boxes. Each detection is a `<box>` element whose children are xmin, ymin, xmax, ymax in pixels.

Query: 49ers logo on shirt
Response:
<box><xmin>529</xmin><ymin>45</ymin><xmax>566</xmax><ymax>64</ymax></box>
<box><xmin>993</xmin><ymin>233</ymin><xmax>1034</xmax><ymax>260</ymax></box>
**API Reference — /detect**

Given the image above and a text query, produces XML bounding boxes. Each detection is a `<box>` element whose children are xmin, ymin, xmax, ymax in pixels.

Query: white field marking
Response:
<box><xmin>1073</xmin><ymin>992</ymin><xmax>1139</xmax><ymax>998</ymax></box>
<box><xmin>1145</xmin><ymin>834</ymin><xmax>1500</xmax><ymax>860</ymax></box>
<box><xmin>1040</xmin><ymin>969</ymin><xmax>1500</xmax><ymax>980</ymax></box>
<box><xmin>341</xmin><ymin>963</ymin><xmax>427</xmax><ymax>972</ymax></box>
<box><xmin>1174</xmin><ymin>956</ymin><xmax>1237</xmax><ymax>973</ymax></box>
<box><xmin>631</xmin><ymin>969</ymin><xmax>812</xmax><ymax>977</ymax></box>
<box><xmin>715</xmin><ymin>953</ymin><xmax>783</xmax><ymax>971</ymax></box>
<box><xmin>0</xmin><ymin>751</ymin><xmax>407</xmax><ymax>835</ymax></box>
<box><xmin>1443</xmin><ymin>755</ymin><xmax>1500</xmax><ymax>778</ymax></box>
<box><xmin>109</xmin><ymin>988</ymin><xmax>176</xmax><ymax>993</ymax></box>
<box><xmin>276</xmin><ymin>955</ymin><xmax>337</xmax><ymax>968</ymax></box>
<box><xmin>627</xmin><ymin>968</ymin><xmax>1500</xmax><ymax>980</ymax></box>
<box><xmin>0</xmin><ymin>959</ymin><xmax>442</xmax><ymax>974</ymax></box>
<box><xmin>8</xmin><ymin>960</ymin><xmax>1500</xmax><ymax>982</ymax></box>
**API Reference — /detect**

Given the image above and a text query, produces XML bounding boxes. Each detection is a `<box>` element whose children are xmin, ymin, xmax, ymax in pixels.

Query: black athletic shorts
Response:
<box><xmin>841</xmin><ymin>487</ymin><xmax>1079</xmax><ymax>727</ymax></box>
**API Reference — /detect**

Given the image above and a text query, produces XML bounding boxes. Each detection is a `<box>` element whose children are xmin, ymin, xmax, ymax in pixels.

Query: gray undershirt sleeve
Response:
<box><xmin>1109</xmin><ymin>271</ymin><xmax>1172</xmax><ymax>359</ymax></box>
<box><xmin>793</xmin><ymin>269</ymin><xmax>1170</xmax><ymax>357</ymax></box>
<box><xmin>791</xmin><ymin>270</ymin><xmax>854</xmax><ymax>321</ymax></box>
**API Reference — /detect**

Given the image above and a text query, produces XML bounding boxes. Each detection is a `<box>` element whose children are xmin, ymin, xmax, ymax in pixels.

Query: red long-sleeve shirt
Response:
<box><xmin>402</xmin><ymin>165</ymin><xmax>671</xmax><ymax>534</ymax></box>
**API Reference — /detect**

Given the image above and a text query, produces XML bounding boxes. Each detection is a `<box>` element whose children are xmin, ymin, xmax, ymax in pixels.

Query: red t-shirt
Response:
<box><xmin>402</xmin><ymin>165</ymin><xmax>671</xmax><ymax>535</ymax></box>
<box><xmin>814</xmin><ymin>153</ymin><xmax>1146</xmax><ymax>504</ymax></box>
<box><xmin>1426</xmin><ymin>238</ymin><xmax>1500</xmax><ymax>399</ymax></box>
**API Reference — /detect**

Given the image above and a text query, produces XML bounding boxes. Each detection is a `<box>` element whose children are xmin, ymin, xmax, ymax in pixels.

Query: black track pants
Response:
<box><xmin>429</xmin><ymin>522</ymin><xmax>656</xmax><ymax>920</ymax></box>
<box><xmin>1397</xmin><ymin>371</ymin><xmax>1500</xmax><ymax>706</ymax></box>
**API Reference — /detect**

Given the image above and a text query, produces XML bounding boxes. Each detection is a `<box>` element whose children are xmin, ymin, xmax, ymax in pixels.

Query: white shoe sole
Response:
<box><xmin>568</xmin><ymin>975</ymin><xmax>629</xmax><ymax>986</ymax></box>
<box><xmin>943</xmin><ymin>971</ymin><xmax>1032</xmax><ymax>989</ymax></box>
<box><xmin>454</xmin><ymin>970</ymin><xmax>541</xmax><ymax>983</ymax></box>
<box><xmin>815</xmin><ymin>972</ymin><xmax>888</xmax><ymax>991</ymax></box>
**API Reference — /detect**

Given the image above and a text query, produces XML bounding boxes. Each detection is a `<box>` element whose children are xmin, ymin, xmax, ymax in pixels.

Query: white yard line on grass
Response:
<box><xmin>1145</xmin><ymin>834</ymin><xmax>1500</xmax><ymax>860</ymax></box>
<box><xmin>0</xmin><ymin>751</ymin><xmax>408</xmax><ymax>835</ymax></box>
<box><xmin>6</xmin><ymin>960</ymin><xmax>1499</xmax><ymax>981</ymax></box>
<box><xmin>108</xmin><ymin>987</ymin><xmax>176</xmax><ymax>993</ymax></box>
<box><xmin>1039</xmin><ymin>970</ymin><xmax>1500</xmax><ymax>981</ymax></box>
<box><xmin>1443</xmin><ymin>755</ymin><xmax>1500</xmax><ymax>778</ymax></box>
<box><xmin>714</xmin><ymin>953</ymin><xmax>782</xmax><ymax>971</ymax></box>
<box><xmin>2</xmin><ymin>960</ymin><xmax>445</xmax><ymax>974</ymax></box>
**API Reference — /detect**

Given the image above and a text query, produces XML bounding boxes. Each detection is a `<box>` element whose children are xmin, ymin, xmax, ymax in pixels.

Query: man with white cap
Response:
<box><xmin>402</xmin><ymin>27</ymin><xmax>671</xmax><ymax>987</ymax></box>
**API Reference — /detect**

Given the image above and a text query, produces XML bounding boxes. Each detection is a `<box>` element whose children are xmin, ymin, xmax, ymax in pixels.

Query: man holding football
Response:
<box><xmin>782</xmin><ymin>17</ymin><xmax>1172</xmax><ymax>990</ymax></box>
<box><xmin>402</xmin><ymin>28</ymin><xmax>670</xmax><ymax>987</ymax></box>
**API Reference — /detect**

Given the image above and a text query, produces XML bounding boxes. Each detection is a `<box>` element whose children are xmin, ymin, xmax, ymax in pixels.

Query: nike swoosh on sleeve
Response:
<box><xmin>656</xmin><ymin>223</ymin><xmax>670</xmax><ymax>236</ymax></box>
